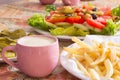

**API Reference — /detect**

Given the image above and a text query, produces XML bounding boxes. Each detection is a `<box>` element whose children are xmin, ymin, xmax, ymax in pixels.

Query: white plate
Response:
<box><xmin>60</xmin><ymin>43</ymin><xmax>90</xmax><ymax>80</ymax></box>
<box><xmin>33</xmin><ymin>28</ymin><xmax>120</xmax><ymax>40</ymax></box>
<box><xmin>60</xmin><ymin>35</ymin><xmax>120</xmax><ymax>80</ymax></box>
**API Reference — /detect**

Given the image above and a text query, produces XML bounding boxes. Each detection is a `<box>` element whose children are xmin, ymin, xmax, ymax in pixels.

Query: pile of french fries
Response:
<box><xmin>64</xmin><ymin>37</ymin><xmax>120</xmax><ymax>80</ymax></box>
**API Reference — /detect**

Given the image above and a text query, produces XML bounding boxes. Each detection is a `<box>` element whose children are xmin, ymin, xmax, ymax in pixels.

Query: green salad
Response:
<box><xmin>28</xmin><ymin>4</ymin><xmax>120</xmax><ymax>36</ymax></box>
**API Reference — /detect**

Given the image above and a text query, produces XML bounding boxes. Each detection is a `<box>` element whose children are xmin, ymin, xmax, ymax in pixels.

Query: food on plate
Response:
<box><xmin>64</xmin><ymin>37</ymin><xmax>120</xmax><ymax>80</ymax></box>
<box><xmin>0</xmin><ymin>27</ymin><xmax>28</xmax><ymax>58</ymax></box>
<box><xmin>28</xmin><ymin>4</ymin><xmax>120</xmax><ymax>36</ymax></box>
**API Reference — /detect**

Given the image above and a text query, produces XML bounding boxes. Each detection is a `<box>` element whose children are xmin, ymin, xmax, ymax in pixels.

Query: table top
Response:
<box><xmin>0</xmin><ymin>0</ymin><xmax>120</xmax><ymax>80</ymax></box>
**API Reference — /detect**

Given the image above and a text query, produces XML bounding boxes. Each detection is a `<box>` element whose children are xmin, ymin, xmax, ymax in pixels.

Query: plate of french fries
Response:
<box><xmin>60</xmin><ymin>35</ymin><xmax>120</xmax><ymax>80</ymax></box>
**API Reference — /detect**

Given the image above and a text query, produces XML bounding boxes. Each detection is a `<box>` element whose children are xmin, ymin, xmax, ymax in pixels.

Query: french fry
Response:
<box><xmin>91</xmin><ymin>53</ymin><xmax>107</xmax><ymax>66</ymax></box>
<box><xmin>91</xmin><ymin>42</ymin><xmax>109</xmax><ymax>66</ymax></box>
<box><xmin>110</xmin><ymin>47</ymin><xmax>117</xmax><ymax>62</ymax></box>
<box><xmin>108</xmin><ymin>41</ymin><xmax>120</xmax><ymax>47</ymax></box>
<box><xmin>84</xmin><ymin>52</ymin><xmax>93</xmax><ymax>65</ymax></box>
<box><xmin>113</xmin><ymin>75</ymin><xmax>120</xmax><ymax>80</ymax></box>
<box><xmin>114</xmin><ymin>69</ymin><xmax>120</xmax><ymax>76</ymax></box>
<box><xmin>89</xmin><ymin>68</ymin><xmax>100</xmax><ymax>80</ymax></box>
<box><xmin>94</xmin><ymin>66</ymin><xmax>103</xmax><ymax>76</ymax></box>
<box><xmin>64</xmin><ymin>37</ymin><xmax>120</xmax><ymax>80</ymax></box>
<box><xmin>72</xmin><ymin>37</ymin><xmax>91</xmax><ymax>49</ymax></box>
<box><xmin>104</xmin><ymin>59</ymin><xmax>113</xmax><ymax>78</ymax></box>
<box><xmin>73</xmin><ymin>54</ymin><xmax>84</xmax><ymax>61</ymax></box>
<box><xmin>76</xmin><ymin>59</ymin><xmax>90</xmax><ymax>77</ymax></box>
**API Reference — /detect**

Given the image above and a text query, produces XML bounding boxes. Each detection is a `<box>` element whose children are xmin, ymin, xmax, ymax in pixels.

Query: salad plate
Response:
<box><xmin>28</xmin><ymin>4</ymin><xmax>120</xmax><ymax>40</ymax></box>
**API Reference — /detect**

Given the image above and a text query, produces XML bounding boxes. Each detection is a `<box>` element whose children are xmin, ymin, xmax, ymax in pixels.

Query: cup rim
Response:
<box><xmin>17</xmin><ymin>35</ymin><xmax>58</xmax><ymax>47</ymax></box>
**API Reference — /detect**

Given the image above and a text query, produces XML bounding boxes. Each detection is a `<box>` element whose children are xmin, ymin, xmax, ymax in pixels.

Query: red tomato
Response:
<box><xmin>46</xmin><ymin>13</ymin><xmax>66</xmax><ymax>23</ymax></box>
<box><xmin>96</xmin><ymin>17</ymin><xmax>107</xmax><ymax>25</ymax></box>
<box><xmin>77</xmin><ymin>12</ymin><xmax>84</xmax><ymax>17</ymax></box>
<box><xmin>66</xmin><ymin>17</ymin><xmax>74</xmax><ymax>24</ymax></box>
<box><xmin>50</xmin><ymin>11</ymin><xmax>56</xmax><ymax>15</ymax></box>
<box><xmin>102</xmin><ymin>16</ymin><xmax>112</xmax><ymax>19</ymax></box>
<box><xmin>104</xmin><ymin>10</ymin><xmax>111</xmax><ymax>16</ymax></box>
<box><xmin>46</xmin><ymin>17</ymin><xmax>66</xmax><ymax>23</ymax></box>
<box><xmin>100</xmin><ymin>7</ymin><xmax>112</xmax><ymax>16</ymax></box>
<box><xmin>66</xmin><ymin>16</ymin><xmax>85</xmax><ymax>24</ymax></box>
<box><xmin>86</xmin><ymin>18</ymin><xmax>105</xmax><ymax>30</ymax></box>
<box><xmin>75</xmin><ymin>8</ymin><xmax>82</xmax><ymax>13</ymax></box>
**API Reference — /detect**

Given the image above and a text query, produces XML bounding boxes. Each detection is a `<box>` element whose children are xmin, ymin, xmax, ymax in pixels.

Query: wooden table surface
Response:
<box><xmin>0</xmin><ymin>0</ymin><xmax>120</xmax><ymax>80</ymax></box>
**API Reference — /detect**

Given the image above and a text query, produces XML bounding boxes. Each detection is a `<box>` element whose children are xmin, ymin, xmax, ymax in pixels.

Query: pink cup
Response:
<box><xmin>62</xmin><ymin>0</ymin><xmax>80</xmax><ymax>6</ymax></box>
<box><xmin>39</xmin><ymin>0</ymin><xmax>56</xmax><ymax>5</ymax></box>
<box><xmin>2</xmin><ymin>35</ymin><xmax>59</xmax><ymax>77</ymax></box>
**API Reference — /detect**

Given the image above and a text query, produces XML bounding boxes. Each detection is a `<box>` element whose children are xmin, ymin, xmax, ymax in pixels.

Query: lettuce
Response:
<box><xmin>28</xmin><ymin>14</ymin><xmax>48</xmax><ymax>30</ymax></box>
<box><xmin>45</xmin><ymin>5</ymin><xmax>56</xmax><ymax>12</ymax></box>
<box><xmin>101</xmin><ymin>19</ymin><xmax>117</xmax><ymax>35</ymax></box>
<box><xmin>112</xmin><ymin>5</ymin><xmax>120</xmax><ymax>17</ymax></box>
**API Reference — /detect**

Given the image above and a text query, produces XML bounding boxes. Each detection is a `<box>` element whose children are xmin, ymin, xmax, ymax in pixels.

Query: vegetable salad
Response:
<box><xmin>28</xmin><ymin>4</ymin><xmax>120</xmax><ymax>36</ymax></box>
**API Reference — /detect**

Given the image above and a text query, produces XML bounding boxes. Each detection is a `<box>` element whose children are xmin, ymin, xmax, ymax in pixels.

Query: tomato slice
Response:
<box><xmin>86</xmin><ymin>18</ymin><xmax>105</xmax><ymax>30</ymax></box>
<box><xmin>66</xmin><ymin>16</ymin><xmax>85</xmax><ymax>24</ymax></box>
<box><xmin>46</xmin><ymin>14</ymin><xmax>66</xmax><ymax>23</ymax></box>
<box><xmin>102</xmin><ymin>16</ymin><xmax>112</xmax><ymax>19</ymax></box>
<box><xmin>75</xmin><ymin>8</ymin><xmax>82</xmax><ymax>13</ymax></box>
<box><xmin>66</xmin><ymin>17</ymin><xmax>74</xmax><ymax>24</ymax></box>
<box><xmin>96</xmin><ymin>17</ymin><xmax>107</xmax><ymax>25</ymax></box>
<box><xmin>100</xmin><ymin>7</ymin><xmax>112</xmax><ymax>16</ymax></box>
<box><xmin>46</xmin><ymin>17</ymin><xmax>66</xmax><ymax>23</ymax></box>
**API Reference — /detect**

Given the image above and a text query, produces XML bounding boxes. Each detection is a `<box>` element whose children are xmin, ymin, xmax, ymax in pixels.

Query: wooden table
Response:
<box><xmin>0</xmin><ymin>0</ymin><xmax>120</xmax><ymax>80</ymax></box>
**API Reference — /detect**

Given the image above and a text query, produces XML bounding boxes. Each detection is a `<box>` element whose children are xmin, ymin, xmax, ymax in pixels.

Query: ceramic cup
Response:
<box><xmin>62</xmin><ymin>0</ymin><xmax>80</xmax><ymax>6</ymax></box>
<box><xmin>2</xmin><ymin>35</ymin><xmax>59</xmax><ymax>77</ymax></box>
<box><xmin>39</xmin><ymin>0</ymin><xmax>56</xmax><ymax>5</ymax></box>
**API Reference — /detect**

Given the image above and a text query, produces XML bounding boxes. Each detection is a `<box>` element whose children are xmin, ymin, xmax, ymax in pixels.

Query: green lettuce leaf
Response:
<box><xmin>28</xmin><ymin>14</ymin><xmax>48</xmax><ymax>30</ymax></box>
<box><xmin>112</xmin><ymin>5</ymin><xmax>120</xmax><ymax>17</ymax></box>
<box><xmin>101</xmin><ymin>19</ymin><xmax>117</xmax><ymax>35</ymax></box>
<box><xmin>45</xmin><ymin>5</ymin><xmax>56</xmax><ymax>12</ymax></box>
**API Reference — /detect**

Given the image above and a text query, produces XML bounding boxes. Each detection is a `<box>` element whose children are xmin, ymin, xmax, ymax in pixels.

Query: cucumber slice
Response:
<box><xmin>74</xmin><ymin>23</ymin><xmax>89</xmax><ymax>31</ymax></box>
<box><xmin>55</xmin><ymin>22</ymin><xmax>72</xmax><ymax>28</ymax></box>
<box><xmin>46</xmin><ymin>21</ymin><xmax>57</xmax><ymax>29</ymax></box>
<box><xmin>94</xmin><ymin>28</ymin><xmax>102</xmax><ymax>32</ymax></box>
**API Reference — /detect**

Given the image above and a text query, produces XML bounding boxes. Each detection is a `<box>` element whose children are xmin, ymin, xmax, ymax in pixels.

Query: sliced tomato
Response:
<box><xmin>102</xmin><ymin>16</ymin><xmax>112</xmax><ymax>19</ymax></box>
<box><xmin>46</xmin><ymin>14</ymin><xmax>66</xmax><ymax>23</ymax></box>
<box><xmin>86</xmin><ymin>18</ymin><xmax>105</xmax><ymax>30</ymax></box>
<box><xmin>66</xmin><ymin>16</ymin><xmax>85</xmax><ymax>24</ymax></box>
<box><xmin>96</xmin><ymin>17</ymin><xmax>107</xmax><ymax>25</ymax></box>
<box><xmin>75</xmin><ymin>8</ymin><xmax>82</xmax><ymax>13</ymax></box>
<box><xmin>104</xmin><ymin>10</ymin><xmax>112</xmax><ymax>16</ymax></box>
<box><xmin>100</xmin><ymin>7</ymin><xmax>112</xmax><ymax>16</ymax></box>
<box><xmin>46</xmin><ymin>17</ymin><xmax>66</xmax><ymax>23</ymax></box>
<box><xmin>50</xmin><ymin>11</ymin><xmax>56</xmax><ymax>15</ymax></box>
<box><xmin>77</xmin><ymin>12</ymin><xmax>84</xmax><ymax>17</ymax></box>
<box><xmin>66</xmin><ymin>17</ymin><xmax>74</xmax><ymax>24</ymax></box>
